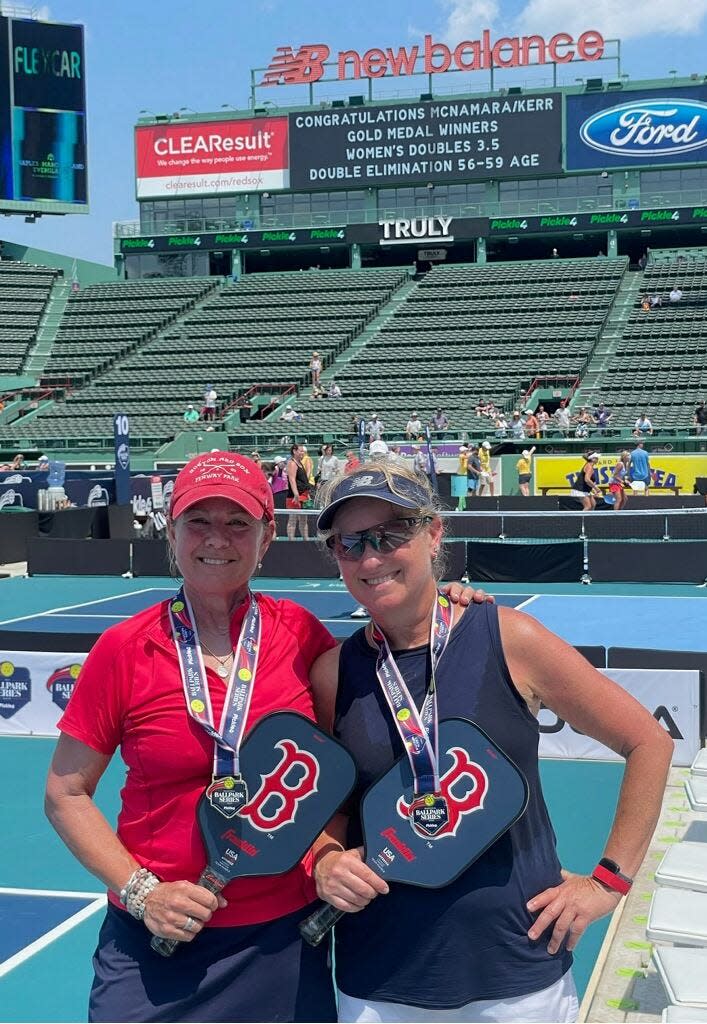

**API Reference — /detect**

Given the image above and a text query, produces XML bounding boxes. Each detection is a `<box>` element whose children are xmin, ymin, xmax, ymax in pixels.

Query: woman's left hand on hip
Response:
<box><xmin>526</xmin><ymin>869</ymin><xmax>622</xmax><ymax>953</ymax></box>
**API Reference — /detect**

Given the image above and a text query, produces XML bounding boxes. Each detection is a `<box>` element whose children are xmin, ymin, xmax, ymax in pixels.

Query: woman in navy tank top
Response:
<box><xmin>310</xmin><ymin>463</ymin><xmax>672</xmax><ymax>1023</ymax></box>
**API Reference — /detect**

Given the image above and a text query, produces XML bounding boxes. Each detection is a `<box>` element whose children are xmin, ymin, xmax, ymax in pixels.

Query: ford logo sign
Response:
<box><xmin>579</xmin><ymin>98</ymin><xmax>707</xmax><ymax>158</ymax></box>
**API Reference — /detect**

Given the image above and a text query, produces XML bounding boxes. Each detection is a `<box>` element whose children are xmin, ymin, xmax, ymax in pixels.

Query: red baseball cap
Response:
<box><xmin>170</xmin><ymin>452</ymin><xmax>274</xmax><ymax>522</ymax></box>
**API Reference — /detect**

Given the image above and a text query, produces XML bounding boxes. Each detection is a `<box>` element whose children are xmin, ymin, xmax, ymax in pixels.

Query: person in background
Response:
<box><xmin>574</xmin><ymin>452</ymin><xmax>602</xmax><ymax>511</ymax></box>
<box><xmin>478</xmin><ymin>440</ymin><xmax>494</xmax><ymax>496</ymax></box>
<box><xmin>633</xmin><ymin>412</ymin><xmax>653</xmax><ymax>438</ymax></box>
<box><xmin>202</xmin><ymin>384</ymin><xmax>217</xmax><ymax>423</ymax></box>
<box><xmin>10</xmin><ymin>453</ymin><xmax>25</xmax><ymax>470</ymax></box>
<box><xmin>317</xmin><ymin>444</ymin><xmax>340</xmax><ymax>486</ymax></box>
<box><xmin>36</xmin><ymin>454</ymin><xmax>50</xmax><ymax>472</ymax></box>
<box><xmin>524</xmin><ymin>409</ymin><xmax>540</xmax><ymax>440</ymax></box>
<box><xmin>368</xmin><ymin>440</ymin><xmax>390</xmax><ymax>462</ymax></box>
<box><xmin>516</xmin><ymin>447</ymin><xmax>536</xmax><ymax>497</ymax></box>
<box><xmin>311</xmin><ymin>463</ymin><xmax>672</xmax><ymax>1024</ymax></box>
<box><xmin>494</xmin><ymin>414</ymin><xmax>508</xmax><ymax>439</ymax></box>
<box><xmin>268</xmin><ymin>455</ymin><xmax>288</xmax><ymax>509</ymax></box>
<box><xmin>536</xmin><ymin>406</ymin><xmax>550</xmax><ymax>437</ymax></box>
<box><xmin>629</xmin><ymin>440</ymin><xmax>652</xmax><ymax>494</ymax></box>
<box><xmin>608</xmin><ymin>451</ymin><xmax>630</xmax><ymax>511</ymax></box>
<box><xmin>309</xmin><ymin>351</ymin><xmax>322</xmax><ymax>390</ymax></box>
<box><xmin>366</xmin><ymin>414</ymin><xmax>385</xmax><ymax>443</ymax></box>
<box><xmin>286</xmin><ymin>443</ymin><xmax>310</xmax><ymax>540</ymax></box>
<box><xmin>669</xmin><ymin>285</ymin><xmax>683</xmax><ymax>303</ymax></box>
<box><xmin>250</xmin><ymin>451</ymin><xmax>262</xmax><ymax>468</ymax></box>
<box><xmin>466</xmin><ymin>444</ymin><xmax>482</xmax><ymax>501</ymax></box>
<box><xmin>281</xmin><ymin>406</ymin><xmax>303</xmax><ymax>425</ymax></box>
<box><xmin>405</xmin><ymin>411</ymin><xmax>423</xmax><ymax>440</ymax></box>
<box><xmin>344</xmin><ymin>451</ymin><xmax>361</xmax><ymax>475</ymax></box>
<box><xmin>327</xmin><ymin>381</ymin><xmax>342</xmax><ymax>399</ymax></box>
<box><xmin>301</xmin><ymin>446</ymin><xmax>316</xmax><ymax>493</ymax></box>
<box><xmin>694</xmin><ymin>400</ymin><xmax>707</xmax><ymax>436</ymax></box>
<box><xmin>554</xmin><ymin>405</ymin><xmax>571</xmax><ymax>438</ymax></box>
<box><xmin>454</xmin><ymin>445</ymin><xmax>469</xmax><ymax>511</ymax></box>
<box><xmin>510</xmin><ymin>412</ymin><xmax>525</xmax><ymax>440</ymax></box>
<box><xmin>430</xmin><ymin>408</ymin><xmax>449</xmax><ymax>439</ymax></box>
<box><xmin>593</xmin><ymin>404</ymin><xmax>612</xmax><ymax>434</ymax></box>
<box><xmin>183</xmin><ymin>404</ymin><xmax>200</xmax><ymax>425</ymax></box>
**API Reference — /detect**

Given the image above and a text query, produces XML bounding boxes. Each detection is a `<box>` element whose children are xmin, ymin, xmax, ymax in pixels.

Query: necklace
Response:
<box><xmin>199</xmin><ymin>637</ymin><xmax>234</xmax><ymax>678</ymax></box>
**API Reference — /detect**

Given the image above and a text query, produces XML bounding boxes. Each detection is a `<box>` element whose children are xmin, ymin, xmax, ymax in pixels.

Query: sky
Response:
<box><xmin>2</xmin><ymin>0</ymin><xmax>707</xmax><ymax>265</ymax></box>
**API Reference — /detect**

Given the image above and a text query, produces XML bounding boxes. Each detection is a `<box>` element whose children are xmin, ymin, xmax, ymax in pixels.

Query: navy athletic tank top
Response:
<box><xmin>333</xmin><ymin>602</ymin><xmax>572</xmax><ymax>1009</ymax></box>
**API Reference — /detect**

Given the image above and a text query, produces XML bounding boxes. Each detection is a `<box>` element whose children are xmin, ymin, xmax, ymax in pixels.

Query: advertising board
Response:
<box><xmin>566</xmin><ymin>85</ymin><xmax>707</xmax><ymax>171</ymax></box>
<box><xmin>288</xmin><ymin>94</ymin><xmax>562</xmax><ymax>189</ymax></box>
<box><xmin>135</xmin><ymin>117</ymin><xmax>289</xmax><ymax>199</ymax></box>
<box><xmin>6</xmin><ymin>17</ymin><xmax>87</xmax><ymax>207</ymax></box>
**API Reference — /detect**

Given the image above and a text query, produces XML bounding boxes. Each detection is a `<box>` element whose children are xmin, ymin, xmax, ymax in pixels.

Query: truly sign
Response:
<box><xmin>260</xmin><ymin>31</ymin><xmax>605</xmax><ymax>85</ymax></box>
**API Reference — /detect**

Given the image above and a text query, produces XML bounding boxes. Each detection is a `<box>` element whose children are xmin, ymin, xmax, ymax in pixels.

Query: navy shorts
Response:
<box><xmin>89</xmin><ymin>902</ymin><xmax>336</xmax><ymax>1023</ymax></box>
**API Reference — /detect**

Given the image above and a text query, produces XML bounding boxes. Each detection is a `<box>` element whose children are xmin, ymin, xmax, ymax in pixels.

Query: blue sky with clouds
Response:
<box><xmin>2</xmin><ymin>0</ymin><xmax>707</xmax><ymax>264</ymax></box>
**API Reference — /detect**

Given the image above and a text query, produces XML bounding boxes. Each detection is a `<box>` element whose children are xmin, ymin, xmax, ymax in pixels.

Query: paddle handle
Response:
<box><xmin>150</xmin><ymin>870</ymin><xmax>225</xmax><ymax>958</ymax></box>
<box><xmin>299</xmin><ymin>901</ymin><xmax>344</xmax><ymax>947</ymax></box>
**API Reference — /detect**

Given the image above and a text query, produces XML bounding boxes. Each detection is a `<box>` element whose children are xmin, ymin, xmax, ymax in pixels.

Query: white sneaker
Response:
<box><xmin>350</xmin><ymin>606</ymin><xmax>368</xmax><ymax>619</ymax></box>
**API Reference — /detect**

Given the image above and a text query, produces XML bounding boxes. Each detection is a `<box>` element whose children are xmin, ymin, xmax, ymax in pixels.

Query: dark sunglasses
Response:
<box><xmin>326</xmin><ymin>516</ymin><xmax>431</xmax><ymax>561</ymax></box>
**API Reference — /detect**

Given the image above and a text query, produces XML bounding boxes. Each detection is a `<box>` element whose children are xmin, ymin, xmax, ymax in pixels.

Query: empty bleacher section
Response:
<box><xmin>0</xmin><ymin>261</ymin><xmax>60</xmax><ymax>375</ymax></box>
<box><xmin>287</xmin><ymin>257</ymin><xmax>628</xmax><ymax>437</ymax></box>
<box><xmin>41</xmin><ymin>277</ymin><xmax>218</xmax><ymax>386</ymax></box>
<box><xmin>1</xmin><ymin>268</ymin><xmax>405</xmax><ymax>442</ymax></box>
<box><xmin>596</xmin><ymin>254</ymin><xmax>707</xmax><ymax>429</ymax></box>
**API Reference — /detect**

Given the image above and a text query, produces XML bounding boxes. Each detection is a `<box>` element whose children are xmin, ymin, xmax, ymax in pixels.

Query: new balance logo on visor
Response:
<box><xmin>351</xmin><ymin>475</ymin><xmax>376</xmax><ymax>488</ymax></box>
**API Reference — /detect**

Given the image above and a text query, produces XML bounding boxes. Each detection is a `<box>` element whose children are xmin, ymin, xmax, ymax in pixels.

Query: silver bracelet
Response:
<box><xmin>118</xmin><ymin>867</ymin><xmax>161</xmax><ymax>921</ymax></box>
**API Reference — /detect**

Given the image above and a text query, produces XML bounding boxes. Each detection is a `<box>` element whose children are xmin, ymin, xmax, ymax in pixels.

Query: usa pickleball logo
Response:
<box><xmin>46</xmin><ymin>663</ymin><xmax>82</xmax><ymax>711</ymax></box>
<box><xmin>0</xmin><ymin>660</ymin><xmax>31</xmax><ymax>719</ymax></box>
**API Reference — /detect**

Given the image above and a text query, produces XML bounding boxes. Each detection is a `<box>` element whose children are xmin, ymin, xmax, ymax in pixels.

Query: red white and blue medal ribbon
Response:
<box><xmin>371</xmin><ymin>593</ymin><xmax>453</xmax><ymax>837</ymax></box>
<box><xmin>169</xmin><ymin>587</ymin><xmax>262</xmax><ymax>817</ymax></box>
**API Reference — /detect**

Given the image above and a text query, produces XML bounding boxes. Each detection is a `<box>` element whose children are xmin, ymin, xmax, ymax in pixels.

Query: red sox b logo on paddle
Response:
<box><xmin>239</xmin><ymin>740</ymin><xmax>320</xmax><ymax>832</ymax></box>
<box><xmin>397</xmin><ymin>747</ymin><xmax>489</xmax><ymax>838</ymax></box>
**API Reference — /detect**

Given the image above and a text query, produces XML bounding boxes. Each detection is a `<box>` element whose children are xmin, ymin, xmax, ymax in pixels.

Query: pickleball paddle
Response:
<box><xmin>300</xmin><ymin>717</ymin><xmax>528</xmax><ymax>947</ymax></box>
<box><xmin>152</xmin><ymin>711</ymin><xmax>357</xmax><ymax>956</ymax></box>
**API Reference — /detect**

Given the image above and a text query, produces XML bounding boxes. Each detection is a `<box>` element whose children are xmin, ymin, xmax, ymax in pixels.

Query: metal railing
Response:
<box><xmin>113</xmin><ymin>188</ymin><xmax>707</xmax><ymax>240</ymax></box>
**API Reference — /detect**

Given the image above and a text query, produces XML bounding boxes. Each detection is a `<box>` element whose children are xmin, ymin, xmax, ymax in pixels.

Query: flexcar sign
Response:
<box><xmin>567</xmin><ymin>86</ymin><xmax>707</xmax><ymax>170</ymax></box>
<box><xmin>135</xmin><ymin>117</ymin><xmax>289</xmax><ymax>199</ymax></box>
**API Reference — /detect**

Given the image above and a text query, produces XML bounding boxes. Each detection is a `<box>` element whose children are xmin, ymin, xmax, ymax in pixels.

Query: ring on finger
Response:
<box><xmin>183</xmin><ymin>915</ymin><xmax>195</xmax><ymax>933</ymax></box>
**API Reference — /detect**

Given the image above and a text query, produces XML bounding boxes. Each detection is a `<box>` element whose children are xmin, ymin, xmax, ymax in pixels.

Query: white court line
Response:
<box><xmin>0</xmin><ymin>587</ymin><xmax>160</xmax><ymax>627</ymax></box>
<box><xmin>41</xmin><ymin>613</ymin><xmax>128</xmax><ymax>620</ymax></box>
<box><xmin>514</xmin><ymin>595</ymin><xmax>540</xmax><ymax>611</ymax></box>
<box><xmin>0</xmin><ymin>889</ymin><xmax>106</xmax><ymax>979</ymax></box>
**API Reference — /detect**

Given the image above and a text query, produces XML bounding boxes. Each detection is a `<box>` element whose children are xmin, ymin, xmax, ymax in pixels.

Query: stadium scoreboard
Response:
<box><xmin>0</xmin><ymin>14</ymin><xmax>87</xmax><ymax>216</ymax></box>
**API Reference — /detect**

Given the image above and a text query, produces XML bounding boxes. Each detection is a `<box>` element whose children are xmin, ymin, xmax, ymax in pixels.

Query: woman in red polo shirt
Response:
<box><xmin>45</xmin><ymin>452</ymin><xmax>340</xmax><ymax>1023</ymax></box>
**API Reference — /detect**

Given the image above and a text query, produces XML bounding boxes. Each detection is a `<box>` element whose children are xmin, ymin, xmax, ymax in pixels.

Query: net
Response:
<box><xmin>273</xmin><ymin>507</ymin><xmax>707</xmax><ymax>543</ymax></box>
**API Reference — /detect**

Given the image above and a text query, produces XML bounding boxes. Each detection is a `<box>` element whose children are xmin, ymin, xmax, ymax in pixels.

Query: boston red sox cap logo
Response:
<box><xmin>239</xmin><ymin>739</ymin><xmax>320</xmax><ymax>832</ymax></box>
<box><xmin>397</xmin><ymin>746</ymin><xmax>488</xmax><ymax>839</ymax></box>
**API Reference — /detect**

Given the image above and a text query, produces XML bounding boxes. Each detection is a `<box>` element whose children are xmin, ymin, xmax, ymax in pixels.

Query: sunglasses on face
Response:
<box><xmin>326</xmin><ymin>516</ymin><xmax>432</xmax><ymax>561</ymax></box>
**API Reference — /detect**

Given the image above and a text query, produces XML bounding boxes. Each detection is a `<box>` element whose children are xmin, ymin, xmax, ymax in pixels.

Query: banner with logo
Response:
<box><xmin>534</xmin><ymin>453</ymin><xmax>707</xmax><ymax>495</ymax></box>
<box><xmin>288</xmin><ymin>94</ymin><xmax>562</xmax><ymax>190</ymax></box>
<box><xmin>113</xmin><ymin>413</ymin><xmax>131</xmax><ymax>506</ymax></box>
<box><xmin>0</xmin><ymin>652</ymin><xmax>85</xmax><ymax>736</ymax></box>
<box><xmin>120</xmin><ymin>226</ymin><xmax>347</xmax><ymax>254</ymax></box>
<box><xmin>539</xmin><ymin>668</ymin><xmax>700</xmax><ymax>766</ymax></box>
<box><xmin>135</xmin><ymin>117</ymin><xmax>289</xmax><ymax>199</ymax></box>
<box><xmin>566</xmin><ymin>85</ymin><xmax>707</xmax><ymax>171</ymax></box>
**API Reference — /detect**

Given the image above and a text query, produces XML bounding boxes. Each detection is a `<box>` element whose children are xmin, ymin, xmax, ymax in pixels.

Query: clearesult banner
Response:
<box><xmin>135</xmin><ymin>117</ymin><xmax>290</xmax><ymax>199</ymax></box>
